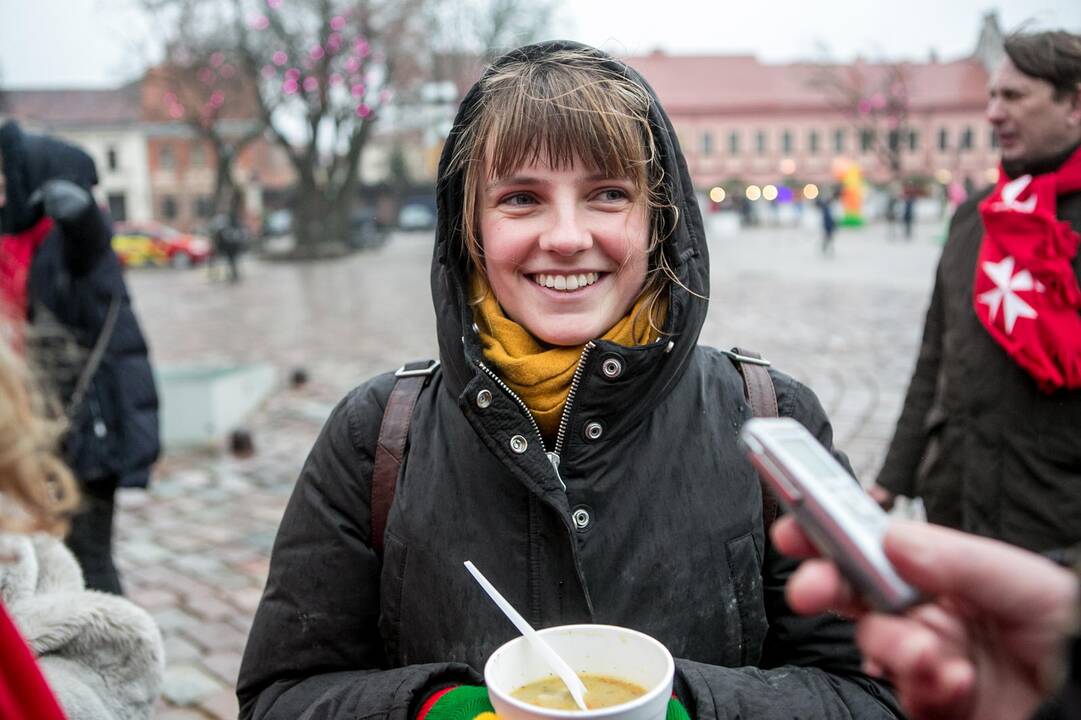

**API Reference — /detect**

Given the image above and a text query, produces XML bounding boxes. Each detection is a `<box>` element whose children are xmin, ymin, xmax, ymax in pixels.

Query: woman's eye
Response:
<box><xmin>595</xmin><ymin>188</ymin><xmax>630</xmax><ymax>202</ymax></box>
<box><xmin>501</xmin><ymin>193</ymin><xmax>535</xmax><ymax>207</ymax></box>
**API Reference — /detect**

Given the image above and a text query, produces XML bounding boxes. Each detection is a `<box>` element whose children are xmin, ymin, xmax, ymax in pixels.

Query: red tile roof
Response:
<box><xmin>622</xmin><ymin>53</ymin><xmax>989</xmax><ymax>115</ymax></box>
<box><xmin>2</xmin><ymin>82</ymin><xmax>143</xmax><ymax>126</ymax></box>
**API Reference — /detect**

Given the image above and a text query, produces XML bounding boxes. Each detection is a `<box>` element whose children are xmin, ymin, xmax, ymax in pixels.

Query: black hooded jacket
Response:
<box><xmin>237</xmin><ymin>43</ymin><xmax>901</xmax><ymax>719</ymax></box>
<box><xmin>0</xmin><ymin>121</ymin><xmax>159</xmax><ymax>488</ymax></box>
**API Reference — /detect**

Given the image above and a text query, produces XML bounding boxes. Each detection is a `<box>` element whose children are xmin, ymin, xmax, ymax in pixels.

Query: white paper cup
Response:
<box><xmin>484</xmin><ymin>624</ymin><xmax>675</xmax><ymax>720</ymax></box>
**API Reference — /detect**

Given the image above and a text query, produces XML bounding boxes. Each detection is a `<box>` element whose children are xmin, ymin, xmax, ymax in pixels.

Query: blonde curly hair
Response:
<box><xmin>0</xmin><ymin>335</ymin><xmax>79</xmax><ymax>534</ymax></box>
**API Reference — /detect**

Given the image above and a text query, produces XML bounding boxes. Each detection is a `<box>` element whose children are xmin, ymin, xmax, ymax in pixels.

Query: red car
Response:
<box><xmin>112</xmin><ymin>221</ymin><xmax>213</xmax><ymax>268</ymax></box>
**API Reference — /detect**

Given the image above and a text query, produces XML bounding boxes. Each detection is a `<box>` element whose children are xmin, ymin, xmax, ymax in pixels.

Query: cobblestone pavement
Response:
<box><xmin>117</xmin><ymin>219</ymin><xmax>944</xmax><ymax>718</ymax></box>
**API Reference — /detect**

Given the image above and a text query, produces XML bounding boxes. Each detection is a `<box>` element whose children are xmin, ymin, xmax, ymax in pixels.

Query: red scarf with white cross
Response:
<box><xmin>974</xmin><ymin>145</ymin><xmax>1081</xmax><ymax>392</ymax></box>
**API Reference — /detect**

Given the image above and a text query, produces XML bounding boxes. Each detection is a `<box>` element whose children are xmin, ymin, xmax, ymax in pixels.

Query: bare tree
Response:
<box><xmin>424</xmin><ymin>0</ymin><xmax>558</xmax><ymax>87</ymax></box>
<box><xmin>141</xmin><ymin>2</ymin><xmax>267</xmax><ymax>221</ymax></box>
<box><xmin>808</xmin><ymin>59</ymin><xmax>913</xmax><ymax>187</ymax></box>
<box><xmin>230</xmin><ymin>0</ymin><xmax>429</xmax><ymax>255</ymax></box>
<box><xmin>145</xmin><ymin>0</ymin><xmax>429</xmax><ymax>255</ymax></box>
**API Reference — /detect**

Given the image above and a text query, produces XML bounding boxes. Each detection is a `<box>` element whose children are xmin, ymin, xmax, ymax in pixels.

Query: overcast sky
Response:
<box><xmin>1</xmin><ymin>0</ymin><xmax>1079</xmax><ymax>88</ymax></box>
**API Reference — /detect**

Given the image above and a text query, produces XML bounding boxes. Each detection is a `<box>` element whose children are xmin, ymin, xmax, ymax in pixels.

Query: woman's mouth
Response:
<box><xmin>530</xmin><ymin>271</ymin><xmax>601</xmax><ymax>292</ymax></box>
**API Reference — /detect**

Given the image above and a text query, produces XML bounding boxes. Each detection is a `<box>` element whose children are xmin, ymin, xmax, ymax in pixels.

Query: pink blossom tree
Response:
<box><xmin>147</xmin><ymin>0</ymin><xmax>427</xmax><ymax>254</ymax></box>
<box><xmin>235</xmin><ymin>0</ymin><xmax>429</xmax><ymax>254</ymax></box>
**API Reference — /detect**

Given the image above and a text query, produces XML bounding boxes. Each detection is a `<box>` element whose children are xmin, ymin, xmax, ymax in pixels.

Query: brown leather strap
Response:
<box><xmin>371</xmin><ymin>360</ymin><xmax>439</xmax><ymax>557</ymax></box>
<box><xmin>728</xmin><ymin>347</ymin><xmax>781</xmax><ymax>531</ymax></box>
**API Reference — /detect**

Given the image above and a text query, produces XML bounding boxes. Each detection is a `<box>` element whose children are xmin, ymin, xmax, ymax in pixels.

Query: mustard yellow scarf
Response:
<box><xmin>470</xmin><ymin>273</ymin><xmax>665</xmax><ymax>441</ymax></box>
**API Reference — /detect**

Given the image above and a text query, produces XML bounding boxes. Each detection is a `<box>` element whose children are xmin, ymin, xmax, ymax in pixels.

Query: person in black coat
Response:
<box><xmin>237</xmin><ymin>42</ymin><xmax>902</xmax><ymax>720</ymax></box>
<box><xmin>0</xmin><ymin>121</ymin><xmax>160</xmax><ymax>594</ymax></box>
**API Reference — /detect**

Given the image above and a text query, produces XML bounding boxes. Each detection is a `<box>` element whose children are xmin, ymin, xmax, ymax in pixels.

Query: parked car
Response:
<box><xmin>261</xmin><ymin>207</ymin><xmax>386</xmax><ymax>251</ymax></box>
<box><xmin>112</xmin><ymin>221</ymin><xmax>213</xmax><ymax>268</ymax></box>
<box><xmin>397</xmin><ymin>202</ymin><xmax>437</xmax><ymax>230</ymax></box>
<box><xmin>347</xmin><ymin>207</ymin><xmax>387</xmax><ymax>250</ymax></box>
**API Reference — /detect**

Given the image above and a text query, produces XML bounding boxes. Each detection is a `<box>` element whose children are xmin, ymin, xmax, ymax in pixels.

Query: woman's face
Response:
<box><xmin>479</xmin><ymin>157</ymin><xmax>650</xmax><ymax>346</ymax></box>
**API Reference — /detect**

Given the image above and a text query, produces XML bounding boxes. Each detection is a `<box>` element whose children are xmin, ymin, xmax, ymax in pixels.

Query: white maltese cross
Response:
<box><xmin>977</xmin><ymin>256</ymin><xmax>1040</xmax><ymax>334</ymax></box>
<box><xmin>992</xmin><ymin>175</ymin><xmax>1038</xmax><ymax>213</ymax></box>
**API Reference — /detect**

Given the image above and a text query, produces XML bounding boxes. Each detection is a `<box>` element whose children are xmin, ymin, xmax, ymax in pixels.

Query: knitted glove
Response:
<box><xmin>417</xmin><ymin>685</ymin><xmax>692</xmax><ymax>720</ymax></box>
<box><xmin>419</xmin><ymin>686</ymin><xmax>496</xmax><ymax>720</ymax></box>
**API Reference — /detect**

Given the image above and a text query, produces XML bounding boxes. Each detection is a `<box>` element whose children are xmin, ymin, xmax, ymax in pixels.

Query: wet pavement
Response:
<box><xmin>117</xmin><ymin>220</ymin><xmax>944</xmax><ymax>718</ymax></box>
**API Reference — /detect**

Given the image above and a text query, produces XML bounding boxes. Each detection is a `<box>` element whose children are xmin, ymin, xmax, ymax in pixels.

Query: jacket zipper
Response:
<box><xmin>477</xmin><ymin>361</ymin><xmax>565</xmax><ymax>490</ymax></box>
<box><xmin>552</xmin><ymin>341</ymin><xmax>595</xmax><ymax>461</ymax></box>
<box><xmin>477</xmin><ymin>341</ymin><xmax>594</xmax><ymax>491</ymax></box>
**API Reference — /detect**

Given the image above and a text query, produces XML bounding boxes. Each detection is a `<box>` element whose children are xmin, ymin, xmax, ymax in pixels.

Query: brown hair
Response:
<box><xmin>1004</xmin><ymin>31</ymin><xmax>1081</xmax><ymax>100</ymax></box>
<box><xmin>447</xmin><ymin>47</ymin><xmax>678</xmax><ymax>331</ymax></box>
<box><xmin>0</xmin><ymin>337</ymin><xmax>79</xmax><ymax>534</ymax></box>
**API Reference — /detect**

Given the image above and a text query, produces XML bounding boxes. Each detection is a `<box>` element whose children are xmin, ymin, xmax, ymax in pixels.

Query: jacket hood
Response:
<box><xmin>0</xmin><ymin>121</ymin><xmax>99</xmax><ymax>234</ymax></box>
<box><xmin>430</xmin><ymin>40</ymin><xmax>710</xmax><ymax>403</ymax></box>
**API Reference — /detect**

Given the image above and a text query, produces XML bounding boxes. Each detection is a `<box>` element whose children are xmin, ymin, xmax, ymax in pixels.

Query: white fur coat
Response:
<box><xmin>0</xmin><ymin>534</ymin><xmax>164</xmax><ymax>720</ymax></box>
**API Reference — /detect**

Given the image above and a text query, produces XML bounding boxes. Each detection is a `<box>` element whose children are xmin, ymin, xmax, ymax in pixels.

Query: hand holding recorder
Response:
<box><xmin>742</xmin><ymin>418</ymin><xmax>1080</xmax><ymax>720</ymax></box>
<box><xmin>773</xmin><ymin>517</ymin><xmax>1078</xmax><ymax>720</ymax></box>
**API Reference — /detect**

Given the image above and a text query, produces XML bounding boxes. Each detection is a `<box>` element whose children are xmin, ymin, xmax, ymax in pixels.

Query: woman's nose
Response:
<box><xmin>538</xmin><ymin>206</ymin><xmax>592</xmax><ymax>255</ymax></box>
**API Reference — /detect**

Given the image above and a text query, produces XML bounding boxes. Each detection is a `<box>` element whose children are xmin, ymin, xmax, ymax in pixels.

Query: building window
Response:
<box><xmin>106</xmin><ymin>147</ymin><xmax>119</xmax><ymax>172</ymax></box>
<box><xmin>860</xmin><ymin>128</ymin><xmax>874</xmax><ymax>153</ymax></box>
<box><xmin>908</xmin><ymin>130</ymin><xmax>919</xmax><ymax>152</ymax></box>
<box><xmin>938</xmin><ymin>128</ymin><xmax>949</xmax><ymax>152</ymax></box>
<box><xmin>106</xmin><ymin>193</ymin><xmax>127</xmax><ymax>222</ymax></box>
<box><xmin>701</xmin><ymin>131</ymin><xmax>713</xmax><ymax>156</ymax></box>
<box><xmin>728</xmin><ymin>131</ymin><xmax>740</xmax><ymax>156</ymax></box>
<box><xmin>833</xmin><ymin>128</ymin><xmax>845</xmax><ymax>153</ymax></box>
<box><xmin>756</xmin><ymin>131</ymin><xmax>767</xmax><ymax>155</ymax></box>
<box><xmin>888</xmin><ymin>129</ymin><xmax>901</xmax><ymax>153</ymax></box>
<box><xmin>161</xmin><ymin>195</ymin><xmax>178</xmax><ymax>220</ymax></box>
<box><xmin>781</xmin><ymin>130</ymin><xmax>793</xmax><ymax>154</ymax></box>
<box><xmin>960</xmin><ymin>126</ymin><xmax>974</xmax><ymax>151</ymax></box>
<box><xmin>808</xmin><ymin>130</ymin><xmax>819</xmax><ymax>155</ymax></box>
<box><xmin>192</xmin><ymin>143</ymin><xmax>206</xmax><ymax>167</ymax></box>
<box><xmin>159</xmin><ymin>145</ymin><xmax>175</xmax><ymax>171</ymax></box>
<box><xmin>194</xmin><ymin>195</ymin><xmax>213</xmax><ymax>219</ymax></box>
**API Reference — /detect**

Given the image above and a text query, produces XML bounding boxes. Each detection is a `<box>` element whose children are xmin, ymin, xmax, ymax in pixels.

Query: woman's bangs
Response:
<box><xmin>482</xmin><ymin>82</ymin><xmax>648</xmax><ymax>186</ymax></box>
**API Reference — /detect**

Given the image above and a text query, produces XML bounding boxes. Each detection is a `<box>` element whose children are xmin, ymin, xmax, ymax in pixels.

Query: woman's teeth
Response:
<box><xmin>532</xmin><ymin>272</ymin><xmax>599</xmax><ymax>291</ymax></box>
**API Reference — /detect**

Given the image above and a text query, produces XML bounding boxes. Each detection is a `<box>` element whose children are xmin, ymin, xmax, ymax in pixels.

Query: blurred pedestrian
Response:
<box><xmin>0</xmin><ymin>121</ymin><xmax>160</xmax><ymax>594</ymax></box>
<box><xmin>209</xmin><ymin>211</ymin><xmax>244</xmax><ymax>283</ymax></box>
<box><xmin>871</xmin><ymin>31</ymin><xmax>1081</xmax><ymax>556</ymax></box>
<box><xmin>817</xmin><ymin>191</ymin><xmax>837</xmax><ymax>255</ymax></box>
<box><xmin>884</xmin><ymin>190</ymin><xmax>899</xmax><ymax>239</ymax></box>
<box><xmin>0</xmin><ymin>338</ymin><xmax>164</xmax><ymax>719</ymax></box>
<box><xmin>237</xmin><ymin>41</ymin><xmax>902</xmax><ymax>720</ymax></box>
<box><xmin>901</xmin><ymin>186</ymin><xmax>916</xmax><ymax>240</ymax></box>
<box><xmin>773</xmin><ymin>517</ymin><xmax>1081</xmax><ymax>720</ymax></box>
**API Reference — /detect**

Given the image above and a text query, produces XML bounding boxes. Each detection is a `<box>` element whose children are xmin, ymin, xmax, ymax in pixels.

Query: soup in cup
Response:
<box><xmin>484</xmin><ymin>624</ymin><xmax>674</xmax><ymax>720</ymax></box>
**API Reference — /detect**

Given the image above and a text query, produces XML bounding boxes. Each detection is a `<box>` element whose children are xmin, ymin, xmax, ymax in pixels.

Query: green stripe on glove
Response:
<box><xmin>420</xmin><ymin>684</ymin><xmax>691</xmax><ymax>720</ymax></box>
<box><xmin>422</xmin><ymin>686</ymin><xmax>496</xmax><ymax>720</ymax></box>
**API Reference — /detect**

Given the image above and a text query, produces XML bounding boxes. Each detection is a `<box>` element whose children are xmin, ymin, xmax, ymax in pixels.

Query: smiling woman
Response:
<box><xmin>237</xmin><ymin>41</ymin><xmax>904</xmax><ymax>720</ymax></box>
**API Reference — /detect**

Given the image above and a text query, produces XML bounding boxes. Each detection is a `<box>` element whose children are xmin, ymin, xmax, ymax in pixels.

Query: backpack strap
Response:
<box><xmin>724</xmin><ymin>347</ymin><xmax>781</xmax><ymax>531</ymax></box>
<box><xmin>371</xmin><ymin>360</ymin><xmax>439</xmax><ymax>557</ymax></box>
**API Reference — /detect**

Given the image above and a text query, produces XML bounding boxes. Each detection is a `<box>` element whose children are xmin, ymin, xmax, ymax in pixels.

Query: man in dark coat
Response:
<box><xmin>871</xmin><ymin>31</ymin><xmax>1081</xmax><ymax>557</ymax></box>
<box><xmin>0</xmin><ymin>121</ymin><xmax>160</xmax><ymax>594</ymax></box>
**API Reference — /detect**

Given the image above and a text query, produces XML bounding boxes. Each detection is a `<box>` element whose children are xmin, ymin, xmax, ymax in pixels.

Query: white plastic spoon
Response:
<box><xmin>464</xmin><ymin>560</ymin><xmax>589</xmax><ymax>711</ymax></box>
